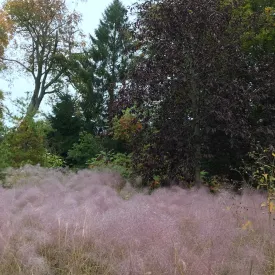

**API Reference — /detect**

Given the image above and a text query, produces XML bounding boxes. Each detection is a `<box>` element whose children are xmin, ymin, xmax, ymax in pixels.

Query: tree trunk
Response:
<box><xmin>108</xmin><ymin>25</ymin><xmax>117</xmax><ymax>120</ymax></box>
<box><xmin>194</xmin><ymin>121</ymin><xmax>202</xmax><ymax>187</ymax></box>
<box><xmin>190</xmin><ymin>63</ymin><xmax>202</xmax><ymax>187</ymax></box>
<box><xmin>108</xmin><ymin>86</ymin><xmax>114</xmax><ymax>110</ymax></box>
<box><xmin>25</xmin><ymin>90</ymin><xmax>43</xmax><ymax>119</ymax></box>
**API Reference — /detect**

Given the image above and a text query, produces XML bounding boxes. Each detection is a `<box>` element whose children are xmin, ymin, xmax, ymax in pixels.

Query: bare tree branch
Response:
<box><xmin>1</xmin><ymin>57</ymin><xmax>35</xmax><ymax>78</ymax></box>
<box><xmin>45</xmin><ymin>89</ymin><xmax>59</xmax><ymax>95</ymax></box>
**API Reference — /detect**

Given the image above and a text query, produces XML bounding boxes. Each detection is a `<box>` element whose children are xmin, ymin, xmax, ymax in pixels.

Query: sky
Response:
<box><xmin>0</xmin><ymin>0</ymin><xmax>135</xmax><ymax>117</ymax></box>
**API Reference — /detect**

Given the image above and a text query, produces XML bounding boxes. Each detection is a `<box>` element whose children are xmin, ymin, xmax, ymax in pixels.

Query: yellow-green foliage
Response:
<box><xmin>247</xmin><ymin>146</ymin><xmax>275</xmax><ymax>190</ymax></box>
<box><xmin>44</xmin><ymin>152</ymin><xmax>64</xmax><ymax>168</ymax></box>
<box><xmin>5</xmin><ymin>118</ymin><xmax>48</xmax><ymax>167</ymax></box>
<box><xmin>228</xmin><ymin>0</ymin><xmax>275</xmax><ymax>55</ymax></box>
<box><xmin>240</xmin><ymin>146</ymin><xmax>275</xmax><ymax>223</ymax></box>
<box><xmin>87</xmin><ymin>150</ymin><xmax>133</xmax><ymax>179</ymax></box>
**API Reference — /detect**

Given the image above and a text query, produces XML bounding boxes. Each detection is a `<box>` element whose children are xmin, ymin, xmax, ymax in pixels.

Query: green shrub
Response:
<box><xmin>43</xmin><ymin>152</ymin><xmax>65</xmax><ymax>168</ymax></box>
<box><xmin>0</xmin><ymin>135</ymin><xmax>12</xmax><ymax>169</ymax></box>
<box><xmin>4</xmin><ymin>118</ymin><xmax>49</xmax><ymax>167</ymax></box>
<box><xmin>67</xmin><ymin>132</ymin><xmax>104</xmax><ymax>168</ymax></box>
<box><xmin>239</xmin><ymin>144</ymin><xmax>275</xmax><ymax>190</ymax></box>
<box><xmin>87</xmin><ymin>150</ymin><xmax>133</xmax><ymax>179</ymax></box>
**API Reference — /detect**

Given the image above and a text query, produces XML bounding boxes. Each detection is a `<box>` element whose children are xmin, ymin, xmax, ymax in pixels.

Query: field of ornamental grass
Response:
<box><xmin>0</xmin><ymin>165</ymin><xmax>275</xmax><ymax>275</ymax></box>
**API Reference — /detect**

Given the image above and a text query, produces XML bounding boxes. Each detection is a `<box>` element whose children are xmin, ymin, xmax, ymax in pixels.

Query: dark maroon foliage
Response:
<box><xmin>117</xmin><ymin>0</ymin><xmax>275</xmax><ymax>185</ymax></box>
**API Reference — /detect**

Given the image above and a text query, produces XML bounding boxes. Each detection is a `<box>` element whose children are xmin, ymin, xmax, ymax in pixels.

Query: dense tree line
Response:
<box><xmin>0</xmin><ymin>0</ymin><xmax>274</xmax><ymax>189</ymax></box>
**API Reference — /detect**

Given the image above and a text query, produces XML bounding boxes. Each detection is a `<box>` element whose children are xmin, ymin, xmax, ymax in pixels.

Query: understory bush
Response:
<box><xmin>239</xmin><ymin>144</ymin><xmax>275</xmax><ymax>190</ymax></box>
<box><xmin>0</xmin><ymin>166</ymin><xmax>275</xmax><ymax>274</ymax></box>
<box><xmin>3</xmin><ymin>118</ymin><xmax>48</xmax><ymax>168</ymax></box>
<box><xmin>87</xmin><ymin>150</ymin><xmax>133</xmax><ymax>179</ymax></box>
<box><xmin>67</xmin><ymin>132</ymin><xmax>104</xmax><ymax>168</ymax></box>
<box><xmin>43</xmin><ymin>152</ymin><xmax>65</xmax><ymax>168</ymax></box>
<box><xmin>112</xmin><ymin>107</ymin><xmax>142</xmax><ymax>143</ymax></box>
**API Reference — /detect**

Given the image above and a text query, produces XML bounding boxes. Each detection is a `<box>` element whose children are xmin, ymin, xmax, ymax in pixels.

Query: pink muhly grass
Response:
<box><xmin>0</xmin><ymin>165</ymin><xmax>274</xmax><ymax>274</ymax></box>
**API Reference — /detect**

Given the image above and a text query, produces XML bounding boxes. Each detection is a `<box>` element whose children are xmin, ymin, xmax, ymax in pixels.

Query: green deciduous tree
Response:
<box><xmin>5</xmin><ymin>118</ymin><xmax>49</xmax><ymax>167</ymax></box>
<box><xmin>230</xmin><ymin>0</ymin><xmax>275</xmax><ymax>147</ymax></box>
<box><xmin>1</xmin><ymin>0</ymin><xmax>83</xmax><ymax>117</ymax></box>
<box><xmin>0</xmin><ymin>91</ymin><xmax>12</xmax><ymax>169</ymax></box>
<box><xmin>0</xmin><ymin>9</ymin><xmax>13</xmax><ymax>62</ymax></box>
<box><xmin>232</xmin><ymin>0</ymin><xmax>275</xmax><ymax>57</ymax></box>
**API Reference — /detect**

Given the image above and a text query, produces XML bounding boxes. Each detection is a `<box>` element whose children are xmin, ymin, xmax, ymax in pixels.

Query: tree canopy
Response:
<box><xmin>0</xmin><ymin>0</ymin><xmax>274</xmax><ymax>190</ymax></box>
<box><xmin>0</xmin><ymin>0</ymin><xmax>83</xmax><ymax>117</ymax></box>
<box><xmin>116</xmin><ymin>0</ymin><xmax>275</xmax><ymax>185</ymax></box>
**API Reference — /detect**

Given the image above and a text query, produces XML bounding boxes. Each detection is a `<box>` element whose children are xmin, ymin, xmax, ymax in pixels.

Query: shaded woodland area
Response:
<box><xmin>0</xmin><ymin>0</ymin><xmax>274</xmax><ymax>190</ymax></box>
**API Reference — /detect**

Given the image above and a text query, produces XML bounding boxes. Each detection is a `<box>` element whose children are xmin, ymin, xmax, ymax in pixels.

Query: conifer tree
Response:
<box><xmin>47</xmin><ymin>93</ymin><xmax>83</xmax><ymax>160</ymax></box>
<box><xmin>90</xmin><ymin>0</ymin><xmax>133</xmax><ymax>120</ymax></box>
